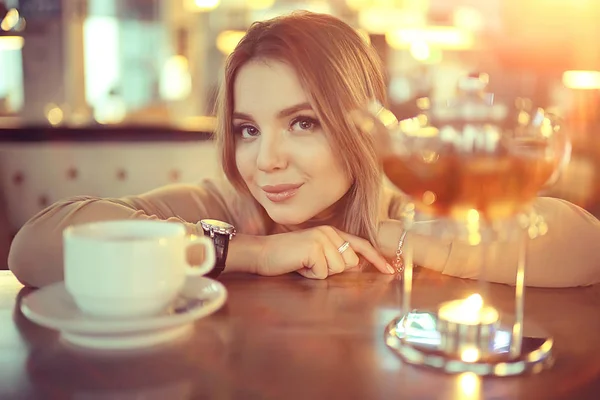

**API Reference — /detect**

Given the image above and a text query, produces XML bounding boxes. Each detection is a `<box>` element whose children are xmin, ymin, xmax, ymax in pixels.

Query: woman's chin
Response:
<box><xmin>264</xmin><ymin>207</ymin><xmax>312</xmax><ymax>226</ymax></box>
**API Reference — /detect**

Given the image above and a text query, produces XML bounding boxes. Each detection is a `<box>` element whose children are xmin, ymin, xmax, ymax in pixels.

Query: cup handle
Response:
<box><xmin>185</xmin><ymin>235</ymin><xmax>216</xmax><ymax>276</ymax></box>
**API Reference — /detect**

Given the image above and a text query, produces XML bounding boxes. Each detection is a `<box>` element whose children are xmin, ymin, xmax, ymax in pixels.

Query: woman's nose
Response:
<box><xmin>256</xmin><ymin>131</ymin><xmax>288</xmax><ymax>172</ymax></box>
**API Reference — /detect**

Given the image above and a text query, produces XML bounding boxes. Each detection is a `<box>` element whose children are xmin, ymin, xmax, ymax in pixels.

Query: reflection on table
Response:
<box><xmin>0</xmin><ymin>269</ymin><xmax>599</xmax><ymax>399</ymax></box>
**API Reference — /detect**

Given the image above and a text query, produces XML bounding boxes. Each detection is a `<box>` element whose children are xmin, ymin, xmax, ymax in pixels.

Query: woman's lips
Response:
<box><xmin>261</xmin><ymin>183</ymin><xmax>303</xmax><ymax>203</ymax></box>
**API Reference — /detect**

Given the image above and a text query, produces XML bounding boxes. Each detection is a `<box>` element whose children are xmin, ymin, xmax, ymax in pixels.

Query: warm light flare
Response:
<box><xmin>460</xmin><ymin>347</ymin><xmax>480</xmax><ymax>363</ymax></box>
<box><xmin>562</xmin><ymin>70</ymin><xmax>600</xmax><ymax>89</ymax></box>
<box><xmin>160</xmin><ymin>55</ymin><xmax>192</xmax><ymax>101</ymax></box>
<box><xmin>465</xmin><ymin>209</ymin><xmax>482</xmax><ymax>245</ymax></box>
<box><xmin>179</xmin><ymin>116</ymin><xmax>217</xmax><ymax>132</ymax></box>
<box><xmin>187</xmin><ymin>0</ymin><xmax>220</xmax><ymax>12</ymax></box>
<box><xmin>216</xmin><ymin>30</ymin><xmax>246</xmax><ymax>56</ymax></box>
<box><xmin>346</xmin><ymin>0</ymin><xmax>370</xmax><ymax>11</ymax></box>
<box><xmin>1</xmin><ymin>8</ymin><xmax>20</xmax><ymax>31</ymax></box>
<box><xmin>247</xmin><ymin>0</ymin><xmax>276</xmax><ymax>9</ymax></box>
<box><xmin>409</xmin><ymin>41</ymin><xmax>431</xmax><ymax>61</ymax></box>
<box><xmin>466</xmin><ymin>209</ymin><xmax>481</xmax><ymax>225</ymax></box>
<box><xmin>386</xmin><ymin>27</ymin><xmax>473</xmax><ymax>50</ymax></box>
<box><xmin>44</xmin><ymin>104</ymin><xmax>64</xmax><ymax>126</ymax></box>
<box><xmin>358</xmin><ymin>9</ymin><xmax>426</xmax><ymax>35</ymax></box>
<box><xmin>453</xmin><ymin>7</ymin><xmax>484</xmax><ymax>31</ymax></box>
<box><xmin>457</xmin><ymin>372</ymin><xmax>481</xmax><ymax>398</ymax></box>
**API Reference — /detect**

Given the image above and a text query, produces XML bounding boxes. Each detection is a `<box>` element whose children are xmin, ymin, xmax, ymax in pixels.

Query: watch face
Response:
<box><xmin>202</xmin><ymin>219</ymin><xmax>233</xmax><ymax>229</ymax></box>
<box><xmin>200</xmin><ymin>219</ymin><xmax>235</xmax><ymax>235</ymax></box>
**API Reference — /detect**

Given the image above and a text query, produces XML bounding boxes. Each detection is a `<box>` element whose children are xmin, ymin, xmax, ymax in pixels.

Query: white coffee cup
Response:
<box><xmin>63</xmin><ymin>220</ymin><xmax>216</xmax><ymax>319</ymax></box>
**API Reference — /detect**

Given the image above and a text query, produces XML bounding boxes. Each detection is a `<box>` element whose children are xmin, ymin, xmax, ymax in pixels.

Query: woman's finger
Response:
<box><xmin>318</xmin><ymin>226</ymin><xmax>360</xmax><ymax>270</ymax></box>
<box><xmin>337</xmin><ymin>230</ymin><xmax>395</xmax><ymax>274</ymax></box>
<box><xmin>324</xmin><ymin>244</ymin><xmax>348</xmax><ymax>275</ymax></box>
<box><xmin>300</xmin><ymin>240</ymin><xmax>330</xmax><ymax>279</ymax></box>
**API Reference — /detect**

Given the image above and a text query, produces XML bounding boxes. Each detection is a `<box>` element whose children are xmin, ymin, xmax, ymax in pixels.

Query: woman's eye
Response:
<box><xmin>236</xmin><ymin>125</ymin><xmax>260</xmax><ymax>138</ymax></box>
<box><xmin>291</xmin><ymin>117</ymin><xmax>319</xmax><ymax>132</ymax></box>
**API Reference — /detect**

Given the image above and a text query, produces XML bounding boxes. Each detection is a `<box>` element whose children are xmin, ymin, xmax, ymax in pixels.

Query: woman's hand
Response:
<box><xmin>256</xmin><ymin>226</ymin><xmax>395</xmax><ymax>279</ymax></box>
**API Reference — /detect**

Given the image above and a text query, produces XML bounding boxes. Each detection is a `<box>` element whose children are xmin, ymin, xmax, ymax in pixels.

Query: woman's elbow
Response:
<box><xmin>526</xmin><ymin>235</ymin><xmax>600</xmax><ymax>288</ymax></box>
<box><xmin>8</xmin><ymin>225</ymin><xmax>35</xmax><ymax>286</ymax></box>
<box><xmin>7</xmin><ymin>196</ymin><xmax>115</xmax><ymax>287</ymax></box>
<box><xmin>8</xmin><ymin>224</ymin><xmax>63</xmax><ymax>288</ymax></box>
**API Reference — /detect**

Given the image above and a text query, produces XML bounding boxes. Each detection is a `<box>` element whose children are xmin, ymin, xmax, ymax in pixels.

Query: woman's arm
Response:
<box><xmin>378</xmin><ymin>219</ymin><xmax>452</xmax><ymax>273</ymax></box>
<box><xmin>8</xmin><ymin>180</ymin><xmax>260</xmax><ymax>287</ymax></box>
<box><xmin>378</xmin><ymin>197</ymin><xmax>600</xmax><ymax>287</ymax></box>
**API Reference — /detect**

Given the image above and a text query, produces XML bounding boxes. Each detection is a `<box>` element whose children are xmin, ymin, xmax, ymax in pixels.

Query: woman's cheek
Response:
<box><xmin>235</xmin><ymin>151</ymin><xmax>253</xmax><ymax>183</ymax></box>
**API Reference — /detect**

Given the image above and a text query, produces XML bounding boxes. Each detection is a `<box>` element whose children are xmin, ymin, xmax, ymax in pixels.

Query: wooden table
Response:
<box><xmin>1</xmin><ymin>269</ymin><xmax>599</xmax><ymax>399</ymax></box>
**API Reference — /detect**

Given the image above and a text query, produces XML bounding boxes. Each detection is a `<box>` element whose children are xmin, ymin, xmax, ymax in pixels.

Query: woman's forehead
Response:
<box><xmin>233</xmin><ymin>60</ymin><xmax>312</xmax><ymax>118</ymax></box>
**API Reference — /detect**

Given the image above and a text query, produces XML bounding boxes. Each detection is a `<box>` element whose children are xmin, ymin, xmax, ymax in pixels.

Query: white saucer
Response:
<box><xmin>21</xmin><ymin>276</ymin><xmax>227</xmax><ymax>350</ymax></box>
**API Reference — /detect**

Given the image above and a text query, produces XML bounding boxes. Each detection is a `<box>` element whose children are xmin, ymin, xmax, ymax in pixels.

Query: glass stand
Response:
<box><xmin>384</xmin><ymin>211</ymin><xmax>554</xmax><ymax>376</ymax></box>
<box><xmin>383</xmin><ymin>310</ymin><xmax>554</xmax><ymax>376</ymax></box>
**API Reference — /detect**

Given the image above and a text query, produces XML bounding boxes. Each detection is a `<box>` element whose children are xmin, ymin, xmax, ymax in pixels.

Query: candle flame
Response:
<box><xmin>464</xmin><ymin>293</ymin><xmax>483</xmax><ymax>312</ymax></box>
<box><xmin>437</xmin><ymin>293</ymin><xmax>498</xmax><ymax>326</ymax></box>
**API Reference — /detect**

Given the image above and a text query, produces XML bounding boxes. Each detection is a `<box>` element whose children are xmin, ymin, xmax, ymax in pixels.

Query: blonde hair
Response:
<box><xmin>216</xmin><ymin>11</ymin><xmax>388</xmax><ymax>244</ymax></box>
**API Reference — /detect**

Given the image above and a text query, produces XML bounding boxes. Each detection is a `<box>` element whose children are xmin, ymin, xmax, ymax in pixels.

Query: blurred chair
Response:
<box><xmin>0</xmin><ymin>188</ymin><xmax>10</xmax><ymax>269</ymax></box>
<box><xmin>0</xmin><ymin>128</ymin><xmax>220</xmax><ymax>269</ymax></box>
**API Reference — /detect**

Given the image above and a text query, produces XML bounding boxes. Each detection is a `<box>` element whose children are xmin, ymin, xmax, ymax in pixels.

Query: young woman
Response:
<box><xmin>8</xmin><ymin>12</ymin><xmax>600</xmax><ymax>288</ymax></box>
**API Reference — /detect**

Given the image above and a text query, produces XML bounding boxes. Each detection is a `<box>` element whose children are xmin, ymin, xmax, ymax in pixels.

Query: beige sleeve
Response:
<box><xmin>8</xmin><ymin>179</ymin><xmax>260</xmax><ymax>287</ymax></box>
<box><xmin>386</xmin><ymin>190</ymin><xmax>600</xmax><ymax>287</ymax></box>
<box><xmin>442</xmin><ymin>197</ymin><xmax>600</xmax><ymax>287</ymax></box>
<box><xmin>383</xmin><ymin>188</ymin><xmax>453</xmax><ymax>272</ymax></box>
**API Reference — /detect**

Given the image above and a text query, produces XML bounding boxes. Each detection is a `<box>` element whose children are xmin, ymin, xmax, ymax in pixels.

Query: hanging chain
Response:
<box><xmin>393</xmin><ymin>230</ymin><xmax>408</xmax><ymax>274</ymax></box>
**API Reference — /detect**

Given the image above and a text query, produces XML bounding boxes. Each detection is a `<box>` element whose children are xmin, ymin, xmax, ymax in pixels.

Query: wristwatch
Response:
<box><xmin>199</xmin><ymin>219</ymin><xmax>236</xmax><ymax>278</ymax></box>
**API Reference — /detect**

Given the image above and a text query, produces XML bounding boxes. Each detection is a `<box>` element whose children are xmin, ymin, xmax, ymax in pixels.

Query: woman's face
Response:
<box><xmin>233</xmin><ymin>60</ymin><xmax>352</xmax><ymax>225</ymax></box>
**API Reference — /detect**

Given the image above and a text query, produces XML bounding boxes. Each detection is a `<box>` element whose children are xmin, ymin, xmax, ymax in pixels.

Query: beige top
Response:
<box><xmin>8</xmin><ymin>179</ymin><xmax>600</xmax><ymax>288</ymax></box>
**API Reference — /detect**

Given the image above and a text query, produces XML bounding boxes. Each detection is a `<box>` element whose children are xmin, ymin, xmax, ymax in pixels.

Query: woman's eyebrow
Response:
<box><xmin>233</xmin><ymin>102</ymin><xmax>313</xmax><ymax>122</ymax></box>
<box><xmin>277</xmin><ymin>102</ymin><xmax>313</xmax><ymax>118</ymax></box>
<box><xmin>232</xmin><ymin>112</ymin><xmax>254</xmax><ymax>121</ymax></box>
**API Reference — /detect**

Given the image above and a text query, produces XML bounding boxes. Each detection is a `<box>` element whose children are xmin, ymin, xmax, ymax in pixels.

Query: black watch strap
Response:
<box><xmin>199</xmin><ymin>219</ymin><xmax>236</xmax><ymax>279</ymax></box>
<box><xmin>204</xmin><ymin>231</ymin><xmax>229</xmax><ymax>278</ymax></box>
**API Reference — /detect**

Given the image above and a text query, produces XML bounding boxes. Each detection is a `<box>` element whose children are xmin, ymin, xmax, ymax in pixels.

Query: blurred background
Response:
<box><xmin>1</xmin><ymin>0</ymin><xmax>600</xmax><ymax>264</ymax></box>
<box><xmin>1</xmin><ymin>0</ymin><xmax>599</xmax><ymax>133</ymax></box>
